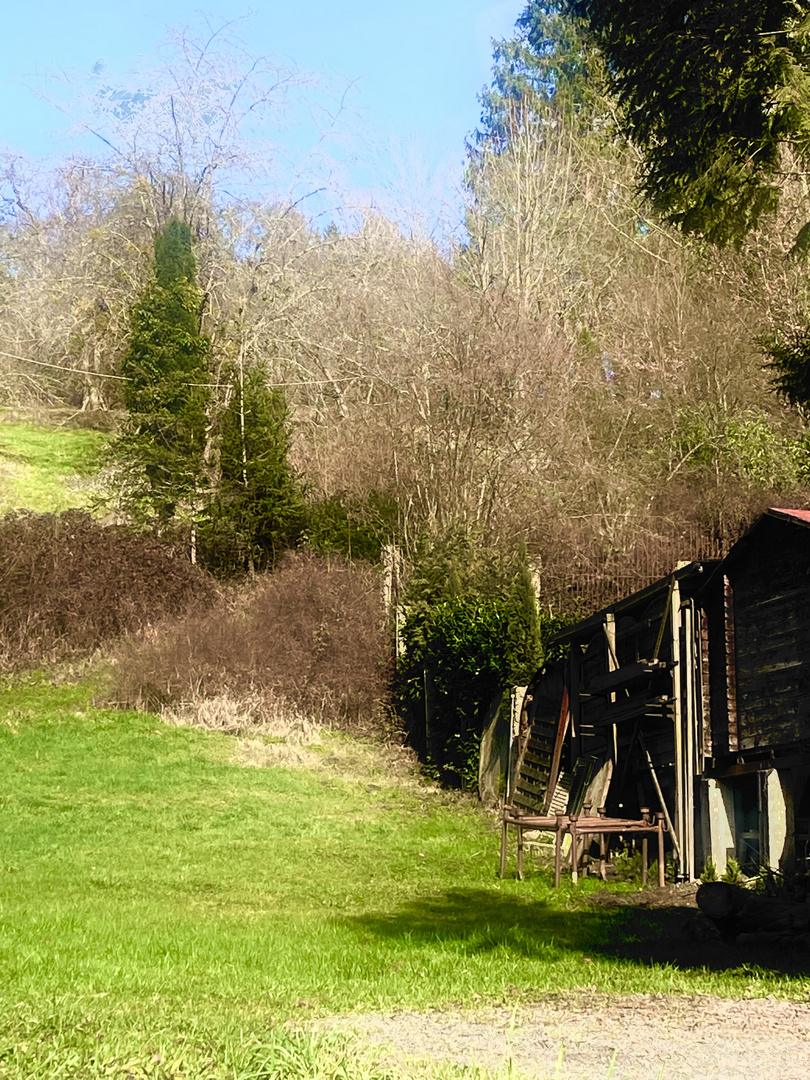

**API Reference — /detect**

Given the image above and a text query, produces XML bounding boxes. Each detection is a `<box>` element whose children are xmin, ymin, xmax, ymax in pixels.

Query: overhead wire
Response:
<box><xmin>0</xmin><ymin>348</ymin><xmax>375</xmax><ymax>389</ymax></box>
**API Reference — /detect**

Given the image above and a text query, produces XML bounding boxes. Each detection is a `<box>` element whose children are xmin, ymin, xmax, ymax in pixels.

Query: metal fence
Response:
<box><xmin>536</xmin><ymin>520</ymin><xmax>738</xmax><ymax>618</ymax></box>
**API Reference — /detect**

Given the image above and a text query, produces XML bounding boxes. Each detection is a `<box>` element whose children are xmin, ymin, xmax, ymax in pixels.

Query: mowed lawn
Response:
<box><xmin>1</xmin><ymin>678</ymin><xmax>808</xmax><ymax>1078</ymax></box>
<box><xmin>0</xmin><ymin>420</ymin><xmax>106</xmax><ymax>514</ymax></box>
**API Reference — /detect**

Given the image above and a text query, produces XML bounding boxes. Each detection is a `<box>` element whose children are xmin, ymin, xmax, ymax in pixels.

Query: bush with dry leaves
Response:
<box><xmin>0</xmin><ymin>510</ymin><xmax>214</xmax><ymax>672</ymax></box>
<box><xmin>108</xmin><ymin>551</ymin><xmax>393</xmax><ymax>735</ymax></box>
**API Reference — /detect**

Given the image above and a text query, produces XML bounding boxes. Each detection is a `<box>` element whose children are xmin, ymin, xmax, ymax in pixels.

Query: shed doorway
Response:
<box><xmin>722</xmin><ymin>773</ymin><xmax>765</xmax><ymax>873</ymax></box>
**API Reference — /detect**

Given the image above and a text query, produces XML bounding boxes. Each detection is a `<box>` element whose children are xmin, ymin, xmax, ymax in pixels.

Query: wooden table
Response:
<box><xmin>500</xmin><ymin>806</ymin><xmax>667</xmax><ymax>886</ymax></box>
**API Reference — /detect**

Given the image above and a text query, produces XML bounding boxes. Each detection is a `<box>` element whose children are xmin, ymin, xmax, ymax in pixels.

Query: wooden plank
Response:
<box><xmin>523</xmin><ymin>749</ymin><xmax>552</xmax><ymax>770</ymax></box>
<box><xmin>700</xmin><ymin>607</ymin><xmax>712</xmax><ymax>759</ymax></box>
<box><xmin>737</xmin><ymin>585</ymin><xmax>810</xmax><ymax>612</ymax></box>
<box><xmin>590</xmin><ymin>695</ymin><xmax>673</xmax><ymax>727</ymax></box>
<box><xmin>519</xmin><ymin>761</ymin><xmax>550</xmax><ymax>785</ymax></box>
<box><xmin>526</xmin><ymin>729</ymin><xmax>556</xmax><ymax>745</ymax></box>
<box><xmin>525</xmin><ymin>742</ymin><xmax>553</xmax><ymax>760</ymax></box>
<box><xmin>527</xmin><ymin>733</ymin><xmax>555</xmax><ymax>749</ymax></box>
<box><xmin>724</xmin><ymin>574</ymin><xmax>739</xmax><ymax>753</ymax></box>
<box><xmin>584</xmin><ymin>659</ymin><xmax>670</xmax><ymax>696</ymax></box>
<box><xmin>542</xmin><ymin>687</ymin><xmax>570</xmax><ymax>814</ymax></box>
<box><xmin>512</xmin><ymin>793</ymin><xmax>538</xmax><ymax>812</ymax></box>
<box><xmin>526</xmin><ymin>732</ymin><xmax>554</xmax><ymax>747</ymax></box>
<box><xmin>513</xmin><ymin>776</ymin><xmax>548</xmax><ymax>800</ymax></box>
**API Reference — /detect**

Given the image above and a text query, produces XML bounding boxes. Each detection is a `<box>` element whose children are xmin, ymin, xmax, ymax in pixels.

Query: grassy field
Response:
<box><xmin>0</xmin><ymin>417</ymin><xmax>106</xmax><ymax>514</ymax></box>
<box><xmin>1</xmin><ymin>415</ymin><xmax>809</xmax><ymax>1077</ymax></box>
<box><xmin>1</xmin><ymin>678</ymin><xmax>808</xmax><ymax>1079</ymax></box>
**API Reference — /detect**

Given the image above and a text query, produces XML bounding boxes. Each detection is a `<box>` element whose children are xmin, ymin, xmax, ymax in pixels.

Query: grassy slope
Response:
<box><xmin>1</xmin><ymin>680</ymin><xmax>809</xmax><ymax>1079</ymax></box>
<box><xmin>0</xmin><ymin>419</ymin><xmax>106</xmax><ymax>514</ymax></box>
<box><xmin>0</xmin><ymin>424</ymin><xmax>807</xmax><ymax>1074</ymax></box>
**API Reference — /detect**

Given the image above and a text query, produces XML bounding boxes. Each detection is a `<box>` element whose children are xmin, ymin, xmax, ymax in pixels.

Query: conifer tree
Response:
<box><xmin>114</xmin><ymin>219</ymin><xmax>211</xmax><ymax>543</ymax></box>
<box><xmin>505</xmin><ymin>543</ymin><xmax>544</xmax><ymax>686</ymax></box>
<box><xmin>558</xmin><ymin>0</ymin><xmax>810</xmax><ymax>245</ymax></box>
<box><xmin>202</xmin><ymin>362</ymin><xmax>304</xmax><ymax>574</ymax></box>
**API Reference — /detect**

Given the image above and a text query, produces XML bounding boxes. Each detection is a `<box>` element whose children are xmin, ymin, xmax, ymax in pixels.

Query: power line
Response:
<box><xmin>0</xmin><ymin>350</ymin><xmax>128</xmax><ymax>380</ymax></box>
<box><xmin>0</xmin><ymin>349</ymin><xmax>375</xmax><ymax>389</ymax></box>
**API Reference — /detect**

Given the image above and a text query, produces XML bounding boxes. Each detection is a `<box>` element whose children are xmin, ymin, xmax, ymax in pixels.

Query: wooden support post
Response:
<box><xmin>517</xmin><ymin>824</ymin><xmax>524</xmax><ymax>881</ymax></box>
<box><xmin>683</xmin><ymin>601</ymin><xmax>696</xmax><ymax>882</ymax></box>
<box><xmin>605</xmin><ymin>612</ymin><xmax>618</xmax><ymax>765</ymax></box>
<box><xmin>657</xmin><ymin>813</ymin><xmax>666</xmax><ymax>887</ymax></box>
<box><xmin>554</xmin><ymin>815</ymin><xmax>564</xmax><ymax>888</ymax></box>
<box><xmin>639</xmin><ymin>731</ymin><xmax>680</xmax><ymax>865</ymax></box>
<box><xmin>569</xmin><ymin>645</ymin><xmax>583</xmax><ymax>771</ymax></box>
<box><xmin>570</xmin><ymin>815</ymin><xmax>579</xmax><ymax>884</ymax></box>
<box><xmin>642</xmin><ymin>836</ymin><xmax>648</xmax><ymax>887</ymax></box>
<box><xmin>640</xmin><ymin>804</ymin><xmax>649</xmax><ymax>887</ymax></box>
<box><xmin>597</xmin><ymin>805</ymin><xmax>607</xmax><ymax>879</ymax></box>
<box><xmin>671</xmin><ymin>579</ymin><xmax>685</xmax><ymax>880</ymax></box>
<box><xmin>543</xmin><ymin>688</ymin><xmax>570</xmax><ymax>814</ymax></box>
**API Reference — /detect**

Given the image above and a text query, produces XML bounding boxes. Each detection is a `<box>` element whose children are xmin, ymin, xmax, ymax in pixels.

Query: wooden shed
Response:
<box><xmin>520</xmin><ymin>508</ymin><xmax>810</xmax><ymax>880</ymax></box>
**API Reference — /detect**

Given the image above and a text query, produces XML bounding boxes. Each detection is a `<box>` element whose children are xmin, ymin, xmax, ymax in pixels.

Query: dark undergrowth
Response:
<box><xmin>0</xmin><ymin>510</ymin><xmax>214</xmax><ymax>672</ymax></box>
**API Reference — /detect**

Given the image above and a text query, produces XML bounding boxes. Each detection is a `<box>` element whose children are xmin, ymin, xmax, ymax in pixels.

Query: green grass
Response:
<box><xmin>0</xmin><ymin>419</ymin><xmax>106</xmax><ymax>514</ymax></box>
<box><xmin>0</xmin><ymin>678</ymin><xmax>807</xmax><ymax>1078</ymax></box>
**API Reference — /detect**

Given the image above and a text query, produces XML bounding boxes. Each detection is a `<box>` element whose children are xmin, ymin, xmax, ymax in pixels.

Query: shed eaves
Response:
<box><xmin>769</xmin><ymin>507</ymin><xmax>810</xmax><ymax>526</ymax></box>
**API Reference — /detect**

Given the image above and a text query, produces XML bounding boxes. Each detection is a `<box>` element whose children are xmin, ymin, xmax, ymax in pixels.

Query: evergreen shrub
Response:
<box><xmin>396</xmin><ymin>534</ymin><xmax>564</xmax><ymax>785</ymax></box>
<box><xmin>305</xmin><ymin>490</ymin><xmax>399</xmax><ymax>562</ymax></box>
<box><xmin>201</xmin><ymin>364</ymin><xmax>305</xmax><ymax>574</ymax></box>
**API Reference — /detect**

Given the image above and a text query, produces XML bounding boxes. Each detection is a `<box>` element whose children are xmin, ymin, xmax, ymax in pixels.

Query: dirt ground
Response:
<box><xmin>330</xmin><ymin>886</ymin><xmax>810</xmax><ymax>1080</ymax></box>
<box><xmin>337</xmin><ymin>994</ymin><xmax>810</xmax><ymax>1080</ymax></box>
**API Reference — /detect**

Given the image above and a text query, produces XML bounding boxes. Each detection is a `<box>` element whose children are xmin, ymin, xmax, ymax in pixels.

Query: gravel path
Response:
<box><xmin>330</xmin><ymin>995</ymin><xmax>810</xmax><ymax>1079</ymax></box>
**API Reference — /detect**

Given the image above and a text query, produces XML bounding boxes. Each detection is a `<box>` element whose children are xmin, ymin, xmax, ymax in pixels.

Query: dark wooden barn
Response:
<box><xmin>516</xmin><ymin>508</ymin><xmax>810</xmax><ymax>880</ymax></box>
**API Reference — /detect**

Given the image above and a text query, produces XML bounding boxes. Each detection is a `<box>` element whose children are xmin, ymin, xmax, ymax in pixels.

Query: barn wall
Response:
<box><xmin>731</xmin><ymin>519</ymin><xmax>810</xmax><ymax>750</ymax></box>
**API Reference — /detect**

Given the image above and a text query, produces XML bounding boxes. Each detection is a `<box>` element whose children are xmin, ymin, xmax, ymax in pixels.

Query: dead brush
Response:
<box><xmin>0</xmin><ymin>510</ymin><xmax>214</xmax><ymax>672</ymax></box>
<box><xmin>161</xmin><ymin>691</ymin><xmax>322</xmax><ymax>744</ymax></box>
<box><xmin>107</xmin><ymin>551</ymin><xmax>394</xmax><ymax>738</ymax></box>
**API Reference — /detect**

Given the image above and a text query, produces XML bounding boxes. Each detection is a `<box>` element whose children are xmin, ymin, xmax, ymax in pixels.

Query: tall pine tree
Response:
<box><xmin>114</xmin><ymin>219</ymin><xmax>211</xmax><ymax>546</ymax></box>
<box><xmin>559</xmin><ymin>0</ymin><xmax>810</xmax><ymax>245</ymax></box>
<box><xmin>202</xmin><ymin>362</ymin><xmax>304</xmax><ymax>574</ymax></box>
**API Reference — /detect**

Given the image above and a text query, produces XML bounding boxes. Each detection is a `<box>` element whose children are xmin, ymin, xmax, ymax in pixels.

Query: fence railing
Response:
<box><xmin>536</xmin><ymin>521</ymin><xmax>739</xmax><ymax>618</ymax></box>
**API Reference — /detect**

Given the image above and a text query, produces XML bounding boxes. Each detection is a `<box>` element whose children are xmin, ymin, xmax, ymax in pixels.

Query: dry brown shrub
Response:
<box><xmin>163</xmin><ymin>691</ymin><xmax>421</xmax><ymax>779</ymax></box>
<box><xmin>162</xmin><ymin>691</ymin><xmax>321</xmax><ymax>742</ymax></box>
<box><xmin>0</xmin><ymin>510</ymin><xmax>214</xmax><ymax>672</ymax></box>
<box><xmin>108</xmin><ymin>551</ymin><xmax>393</xmax><ymax>735</ymax></box>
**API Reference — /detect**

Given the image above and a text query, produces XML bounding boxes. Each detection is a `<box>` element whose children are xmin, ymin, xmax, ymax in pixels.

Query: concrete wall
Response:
<box><xmin>699</xmin><ymin>769</ymin><xmax>790</xmax><ymax>876</ymax></box>
<box><xmin>703</xmin><ymin>778</ymin><xmax>735</xmax><ymax>875</ymax></box>
<box><xmin>765</xmin><ymin>769</ymin><xmax>788</xmax><ymax>870</ymax></box>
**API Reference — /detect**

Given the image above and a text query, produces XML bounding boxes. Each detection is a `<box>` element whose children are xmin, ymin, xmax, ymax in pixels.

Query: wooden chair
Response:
<box><xmin>501</xmin><ymin>803</ymin><xmax>667</xmax><ymax>887</ymax></box>
<box><xmin>500</xmin><ymin>753</ymin><xmax>598</xmax><ymax>881</ymax></box>
<box><xmin>500</xmin><ymin>675</ymin><xmax>595</xmax><ymax>880</ymax></box>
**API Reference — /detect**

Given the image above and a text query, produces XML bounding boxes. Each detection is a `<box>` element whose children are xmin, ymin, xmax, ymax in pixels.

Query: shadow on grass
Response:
<box><xmin>343</xmin><ymin>887</ymin><xmax>810</xmax><ymax>978</ymax></box>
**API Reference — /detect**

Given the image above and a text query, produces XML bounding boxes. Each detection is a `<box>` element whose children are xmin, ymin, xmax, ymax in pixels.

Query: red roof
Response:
<box><xmin>769</xmin><ymin>507</ymin><xmax>810</xmax><ymax>525</ymax></box>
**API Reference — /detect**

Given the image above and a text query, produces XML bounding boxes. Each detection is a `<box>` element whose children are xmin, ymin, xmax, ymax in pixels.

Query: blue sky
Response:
<box><xmin>2</xmin><ymin>1</ymin><xmax>523</xmax><ymax>229</ymax></box>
